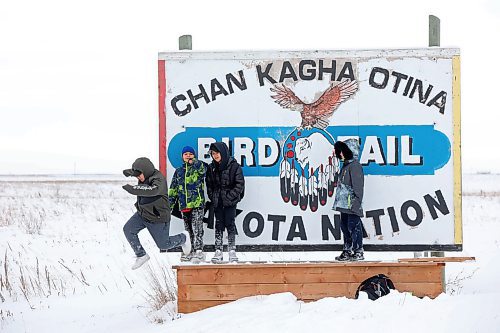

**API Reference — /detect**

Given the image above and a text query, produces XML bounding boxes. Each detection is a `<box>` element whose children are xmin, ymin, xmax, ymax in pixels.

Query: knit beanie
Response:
<box><xmin>181</xmin><ymin>146</ymin><xmax>196</xmax><ymax>156</ymax></box>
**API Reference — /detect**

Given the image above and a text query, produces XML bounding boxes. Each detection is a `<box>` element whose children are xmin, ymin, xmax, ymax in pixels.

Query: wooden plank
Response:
<box><xmin>179</xmin><ymin>281</ymin><xmax>443</xmax><ymax>302</ymax></box>
<box><xmin>394</xmin><ymin>282</ymin><xmax>444</xmax><ymax>298</ymax></box>
<box><xmin>452</xmin><ymin>54</ymin><xmax>462</xmax><ymax>246</ymax></box>
<box><xmin>398</xmin><ymin>257</ymin><xmax>475</xmax><ymax>263</ymax></box>
<box><xmin>173</xmin><ymin>261</ymin><xmax>443</xmax><ymax>270</ymax></box>
<box><xmin>178</xmin><ymin>300</ymin><xmax>229</xmax><ymax>313</ymax></box>
<box><xmin>176</xmin><ymin>265</ymin><xmax>443</xmax><ymax>285</ymax></box>
<box><xmin>178</xmin><ymin>281</ymin><xmax>443</xmax><ymax>313</ymax></box>
<box><xmin>180</xmin><ymin>282</ymin><xmax>368</xmax><ymax>301</ymax></box>
<box><xmin>178</xmin><ymin>299</ymin><xmax>319</xmax><ymax>314</ymax></box>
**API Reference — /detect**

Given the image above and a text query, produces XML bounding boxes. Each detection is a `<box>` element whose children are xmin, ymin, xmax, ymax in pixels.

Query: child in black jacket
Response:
<box><xmin>205</xmin><ymin>142</ymin><xmax>245</xmax><ymax>263</ymax></box>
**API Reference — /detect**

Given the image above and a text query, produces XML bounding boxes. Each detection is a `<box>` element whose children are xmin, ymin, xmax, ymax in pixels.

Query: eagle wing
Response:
<box><xmin>270</xmin><ymin>84</ymin><xmax>305</xmax><ymax>112</ymax></box>
<box><xmin>310</xmin><ymin>80</ymin><xmax>358</xmax><ymax>129</ymax></box>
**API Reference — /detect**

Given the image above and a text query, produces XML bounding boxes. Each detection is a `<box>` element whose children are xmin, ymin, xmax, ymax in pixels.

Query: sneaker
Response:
<box><xmin>180</xmin><ymin>252</ymin><xmax>193</xmax><ymax>262</ymax></box>
<box><xmin>228</xmin><ymin>250</ymin><xmax>239</xmax><ymax>263</ymax></box>
<box><xmin>211</xmin><ymin>250</ymin><xmax>223</xmax><ymax>263</ymax></box>
<box><xmin>351</xmin><ymin>251</ymin><xmax>364</xmax><ymax>261</ymax></box>
<box><xmin>181</xmin><ymin>231</ymin><xmax>192</xmax><ymax>255</ymax></box>
<box><xmin>335</xmin><ymin>250</ymin><xmax>353</xmax><ymax>262</ymax></box>
<box><xmin>191</xmin><ymin>250</ymin><xmax>206</xmax><ymax>263</ymax></box>
<box><xmin>131</xmin><ymin>254</ymin><xmax>150</xmax><ymax>270</ymax></box>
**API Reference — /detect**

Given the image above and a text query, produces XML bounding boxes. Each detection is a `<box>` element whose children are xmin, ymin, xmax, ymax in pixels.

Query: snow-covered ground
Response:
<box><xmin>1</xmin><ymin>174</ymin><xmax>499</xmax><ymax>332</ymax></box>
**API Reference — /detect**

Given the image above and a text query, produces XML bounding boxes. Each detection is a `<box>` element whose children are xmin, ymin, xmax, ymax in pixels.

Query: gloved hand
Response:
<box><xmin>122</xmin><ymin>184</ymin><xmax>133</xmax><ymax>193</ymax></box>
<box><xmin>123</xmin><ymin>169</ymin><xmax>141</xmax><ymax>177</ymax></box>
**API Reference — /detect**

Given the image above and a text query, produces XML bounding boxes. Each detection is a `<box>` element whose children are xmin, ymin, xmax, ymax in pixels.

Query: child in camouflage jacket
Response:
<box><xmin>168</xmin><ymin>146</ymin><xmax>207</xmax><ymax>262</ymax></box>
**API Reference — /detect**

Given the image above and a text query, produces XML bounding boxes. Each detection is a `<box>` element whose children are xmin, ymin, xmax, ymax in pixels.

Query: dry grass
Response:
<box><xmin>0</xmin><ymin>206</ymin><xmax>15</xmax><ymax>227</ymax></box>
<box><xmin>446</xmin><ymin>268</ymin><xmax>478</xmax><ymax>295</ymax></box>
<box><xmin>0</xmin><ymin>248</ymin><xmax>94</xmax><ymax>307</ymax></box>
<box><xmin>0</xmin><ymin>179</ymin><xmax>135</xmax><ymax>306</ymax></box>
<box><xmin>0</xmin><ymin>308</ymin><xmax>14</xmax><ymax>329</ymax></box>
<box><xmin>0</xmin><ymin>204</ymin><xmax>46</xmax><ymax>234</ymax></box>
<box><xmin>143</xmin><ymin>263</ymin><xmax>178</xmax><ymax>311</ymax></box>
<box><xmin>141</xmin><ymin>259</ymin><xmax>179</xmax><ymax>324</ymax></box>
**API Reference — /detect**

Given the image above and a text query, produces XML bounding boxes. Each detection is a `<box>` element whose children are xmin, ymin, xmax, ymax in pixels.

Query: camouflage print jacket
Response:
<box><xmin>168</xmin><ymin>159</ymin><xmax>207</xmax><ymax>210</ymax></box>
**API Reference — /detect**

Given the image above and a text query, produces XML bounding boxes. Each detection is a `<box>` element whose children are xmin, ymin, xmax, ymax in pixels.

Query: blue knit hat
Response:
<box><xmin>181</xmin><ymin>146</ymin><xmax>196</xmax><ymax>156</ymax></box>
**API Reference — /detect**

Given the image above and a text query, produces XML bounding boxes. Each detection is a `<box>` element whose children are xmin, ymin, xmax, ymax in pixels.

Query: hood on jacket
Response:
<box><xmin>334</xmin><ymin>139</ymin><xmax>360</xmax><ymax>161</ymax></box>
<box><xmin>130</xmin><ymin>157</ymin><xmax>155</xmax><ymax>178</ymax></box>
<box><xmin>209</xmin><ymin>142</ymin><xmax>230</xmax><ymax>170</ymax></box>
<box><xmin>343</xmin><ymin>138</ymin><xmax>360</xmax><ymax>160</ymax></box>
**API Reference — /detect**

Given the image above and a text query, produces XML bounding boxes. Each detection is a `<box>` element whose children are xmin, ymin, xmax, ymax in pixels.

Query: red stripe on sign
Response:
<box><xmin>158</xmin><ymin>60</ymin><xmax>167</xmax><ymax>177</ymax></box>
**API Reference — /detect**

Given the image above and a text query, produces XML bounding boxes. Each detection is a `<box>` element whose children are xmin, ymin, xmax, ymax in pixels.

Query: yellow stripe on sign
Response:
<box><xmin>452</xmin><ymin>55</ymin><xmax>462</xmax><ymax>245</ymax></box>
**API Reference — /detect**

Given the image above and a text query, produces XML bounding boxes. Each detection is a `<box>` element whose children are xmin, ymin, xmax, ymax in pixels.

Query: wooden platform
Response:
<box><xmin>398</xmin><ymin>256</ymin><xmax>475</xmax><ymax>263</ymax></box>
<box><xmin>174</xmin><ymin>261</ymin><xmax>446</xmax><ymax>313</ymax></box>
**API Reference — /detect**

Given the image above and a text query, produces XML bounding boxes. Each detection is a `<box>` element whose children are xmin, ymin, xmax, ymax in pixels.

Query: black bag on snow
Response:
<box><xmin>355</xmin><ymin>274</ymin><xmax>395</xmax><ymax>300</ymax></box>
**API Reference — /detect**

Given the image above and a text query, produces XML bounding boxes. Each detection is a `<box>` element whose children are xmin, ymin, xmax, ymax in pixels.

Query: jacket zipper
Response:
<box><xmin>184</xmin><ymin>162</ymin><xmax>188</xmax><ymax>208</ymax></box>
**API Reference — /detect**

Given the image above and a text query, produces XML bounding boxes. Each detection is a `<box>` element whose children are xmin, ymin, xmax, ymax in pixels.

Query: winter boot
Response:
<box><xmin>131</xmin><ymin>254</ymin><xmax>150</xmax><ymax>270</ymax></box>
<box><xmin>211</xmin><ymin>249</ymin><xmax>223</xmax><ymax>263</ymax></box>
<box><xmin>180</xmin><ymin>251</ymin><xmax>193</xmax><ymax>262</ymax></box>
<box><xmin>191</xmin><ymin>250</ymin><xmax>206</xmax><ymax>263</ymax></box>
<box><xmin>181</xmin><ymin>231</ymin><xmax>192</xmax><ymax>255</ymax></box>
<box><xmin>335</xmin><ymin>250</ymin><xmax>353</xmax><ymax>262</ymax></box>
<box><xmin>351</xmin><ymin>251</ymin><xmax>364</xmax><ymax>261</ymax></box>
<box><xmin>228</xmin><ymin>250</ymin><xmax>239</xmax><ymax>263</ymax></box>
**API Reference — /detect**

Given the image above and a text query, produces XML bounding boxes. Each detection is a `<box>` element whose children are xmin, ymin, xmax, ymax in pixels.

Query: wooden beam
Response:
<box><xmin>173</xmin><ymin>261</ymin><xmax>443</xmax><ymax>270</ymax></box>
<box><xmin>177</xmin><ymin>265</ymin><xmax>443</xmax><ymax>284</ymax></box>
<box><xmin>398</xmin><ymin>257</ymin><xmax>475</xmax><ymax>263</ymax></box>
<box><xmin>178</xmin><ymin>299</ymin><xmax>319</xmax><ymax>313</ymax></box>
<box><xmin>179</xmin><ymin>281</ymin><xmax>443</xmax><ymax>302</ymax></box>
<box><xmin>178</xmin><ymin>300</ymin><xmax>229</xmax><ymax>313</ymax></box>
<box><xmin>180</xmin><ymin>282</ymin><xmax>358</xmax><ymax>301</ymax></box>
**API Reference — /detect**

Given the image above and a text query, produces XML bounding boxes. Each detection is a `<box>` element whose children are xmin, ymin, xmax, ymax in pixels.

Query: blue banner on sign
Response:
<box><xmin>168</xmin><ymin>125</ymin><xmax>450</xmax><ymax>176</ymax></box>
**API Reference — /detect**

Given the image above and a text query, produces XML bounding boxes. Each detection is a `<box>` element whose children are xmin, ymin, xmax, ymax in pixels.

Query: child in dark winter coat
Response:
<box><xmin>206</xmin><ymin>142</ymin><xmax>245</xmax><ymax>263</ymax></box>
<box><xmin>122</xmin><ymin>157</ymin><xmax>191</xmax><ymax>270</ymax></box>
<box><xmin>332</xmin><ymin>139</ymin><xmax>365</xmax><ymax>261</ymax></box>
<box><xmin>168</xmin><ymin>146</ymin><xmax>207</xmax><ymax>262</ymax></box>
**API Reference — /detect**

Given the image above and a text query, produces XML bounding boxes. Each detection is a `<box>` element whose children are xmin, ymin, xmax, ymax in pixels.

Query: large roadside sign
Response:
<box><xmin>158</xmin><ymin>48</ymin><xmax>461</xmax><ymax>251</ymax></box>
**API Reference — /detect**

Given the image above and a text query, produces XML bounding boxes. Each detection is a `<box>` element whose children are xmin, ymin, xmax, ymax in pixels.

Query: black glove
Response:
<box><xmin>122</xmin><ymin>184</ymin><xmax>134</xmax><ymax>193</ymax></box>
<box><xmin>123</xmin><ymin>169</ymin><xmax>141</xmax><ymax>177</ymax></box>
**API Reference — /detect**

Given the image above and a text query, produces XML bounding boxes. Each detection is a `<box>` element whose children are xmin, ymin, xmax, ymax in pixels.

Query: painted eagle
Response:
<box><xmin>270</xmin><ymin>80</ymin><xmax>358</xmax><ymax>130</ymax></box>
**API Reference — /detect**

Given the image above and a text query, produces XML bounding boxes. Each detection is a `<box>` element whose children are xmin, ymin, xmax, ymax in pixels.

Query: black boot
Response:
<box><xmin>335</xmin><ymin>250</ymin><xmax>352</xmax><ymax>261</ymax></box>
<box><xmin>351</xmin><ymin>251</ymin><xmax>364</xmax><ymax>261</ymax></box>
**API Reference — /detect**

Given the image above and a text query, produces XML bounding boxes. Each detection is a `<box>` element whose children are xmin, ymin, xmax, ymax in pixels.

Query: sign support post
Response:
<box><xmin>429</xmin><ymin>15</ymin><xmax>445</xmax><ymax>259</ymax></box>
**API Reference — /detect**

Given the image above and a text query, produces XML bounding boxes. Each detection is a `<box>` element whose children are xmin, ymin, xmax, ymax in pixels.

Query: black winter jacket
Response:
<box><xmin>206</xmin><ymin>142</ymin><xmax>245</xmax><ymax>208</ymax></box>
<box><xmin>122</xmin><ymin>157</ymin><xmax>171</xmax><ymax>223</ymax></box>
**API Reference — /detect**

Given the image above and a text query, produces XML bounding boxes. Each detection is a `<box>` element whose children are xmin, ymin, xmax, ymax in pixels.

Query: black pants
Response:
<box><xmin>215</xmin><ymin>205</ymin><xmax>237</xmax><ymax>251</ymax></box>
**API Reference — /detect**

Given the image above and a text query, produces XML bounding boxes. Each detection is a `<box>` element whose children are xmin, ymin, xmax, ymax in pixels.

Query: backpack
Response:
<box><xmin>355</xmin><ymin>274</ymin><xmax>395</xmax><ymax>300</ymax></box>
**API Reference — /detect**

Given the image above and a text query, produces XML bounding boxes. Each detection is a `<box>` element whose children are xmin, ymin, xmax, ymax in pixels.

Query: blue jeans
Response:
<box><xmin>340</xmin><ymin>212</ymin><xmax>363</xmax><ymax>253</ymax></box>
<box><xmin>123</xmin><ymin>212</ymin><xmax>185</xmax><ymax>257</ymax></box>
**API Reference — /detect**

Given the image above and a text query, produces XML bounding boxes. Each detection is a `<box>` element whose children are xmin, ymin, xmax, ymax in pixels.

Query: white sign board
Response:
<box><xmin>158</xmin><ymin>48</ymin><xmax>462</xmax><ymax>251</ymax></box>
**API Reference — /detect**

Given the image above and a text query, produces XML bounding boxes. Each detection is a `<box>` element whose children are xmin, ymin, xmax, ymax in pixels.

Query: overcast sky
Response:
<box><xmin>0</xmin><ymin>0</ymin><xmax>498</xmax><ymax>174</ymax></box>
